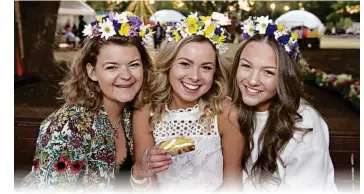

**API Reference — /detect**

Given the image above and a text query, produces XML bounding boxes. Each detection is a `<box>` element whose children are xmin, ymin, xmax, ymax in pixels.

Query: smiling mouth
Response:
<box><xmin>114</xmin><ymin>83</ymin><xmax>134</xmax><ymax>88</ymax></box>
<box><xmin>245</xmin><ymin>86</ymin><xmax>261</xmax><ymax>94</ymax></box>
<box><xmin>182</xmin><ymin>82</ymin><xmax>201</xmax><ymax>90</ymax></box>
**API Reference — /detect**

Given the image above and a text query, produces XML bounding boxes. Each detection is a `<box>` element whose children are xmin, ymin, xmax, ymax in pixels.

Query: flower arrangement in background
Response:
<box><xmin>166</xmin><ymin>12</ymin><xmax>230</xmax><ymax>53</ymax></box>
<box><xmin>302</xmin><ymin>67</ymin><xmax>360</xmax><ymax>109</ymax></box>
<box><xmin>82</xmin><ymin>11</ymin><xmax>153</xmax><ymax>45</ymax></box>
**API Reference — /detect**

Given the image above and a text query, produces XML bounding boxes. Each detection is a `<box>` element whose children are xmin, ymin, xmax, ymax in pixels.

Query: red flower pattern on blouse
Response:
<box><xmin>53</xmin><ymin>156</ymin><xmax>70</xmax><ymax>173</ymax></box>
<box><xmin>70</xmin><ymin>160</ymin><xmax>84</xmax><ymax>174</ymax></box>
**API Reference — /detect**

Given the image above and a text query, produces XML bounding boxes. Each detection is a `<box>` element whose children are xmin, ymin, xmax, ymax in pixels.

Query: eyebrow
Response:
<box><xmin>240</xmin><ymin>57</ymin><xmax>277</xmax><ymax>69</ymax></box>
<box><xmin>176</xmin><ymin>57</ymin><xmax>215</xmax><ymax>66</ymax></box>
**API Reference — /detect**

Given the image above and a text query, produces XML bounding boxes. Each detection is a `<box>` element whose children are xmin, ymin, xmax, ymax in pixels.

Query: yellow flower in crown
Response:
<box><xmin>205</xmin><ymin>23</ymin><xmax>216</xmax><ymax>38</ymax></box>
<box><xmin>166</xmin><ymin>12</ymin><xmax>230</xmax><ymax>54</ymax></box>
<box><xmin>291</xmin><ymin>32</ymin><xmax>298</xmax><ymax>41</ymax></box>
<box><xmin>119</xmin><ymin>23</ymin><xmax>130</xmax><ymax>36</ymax></box>
<box><xmin>186</xmin><ymin>17</ymin><xmax>198</xmax><ymax>34</ymax></box>
<box><xmin>277</xmin><ymin>24</ymin><xmax>285</xmax><ymax>32</ymax></box>
<box><xmin>172</xmin><ymin>30</ymin><xmax>182</xmax><ymax>41</ymax></box>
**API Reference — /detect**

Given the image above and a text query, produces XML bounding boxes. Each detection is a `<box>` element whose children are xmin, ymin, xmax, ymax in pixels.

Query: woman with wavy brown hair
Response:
<box><xmin>229</xmin><ymin>16</ymin><xmax>337</xmax><ymax>192</ymax></box>
<box><xmin>20</xmin><ymin>12</ymin><xmax>153</xmax><ymax>191</ymax></box>
<box><xmin>130</xmin><ymin>12</ymin><xmax>244</xmax><ymax>192</ymax></box>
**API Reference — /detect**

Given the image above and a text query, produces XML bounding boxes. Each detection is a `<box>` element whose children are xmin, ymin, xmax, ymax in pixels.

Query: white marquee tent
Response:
<box><xmin>149</xmin><ymin>9</ymin><xmax>185</xmax><ymax>24</ymax></box>
<box><xmin>56</xmin><ymin>0</ymin><xmax>96</xmax><ymax>34</ymax></box>
<box><xmin>276</xmin><ymin>10</ymin><xmax>325</xmax><ymax>35</ymax></box>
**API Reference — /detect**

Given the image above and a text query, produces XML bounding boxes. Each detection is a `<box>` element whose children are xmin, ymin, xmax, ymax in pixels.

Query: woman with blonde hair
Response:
<box><xmin>20</xmin><ymin>12</ymin><xmax>153</xmax><ymax>191</ymax></box>
<box><xmin>229</xmin><ymin>16</ymin><xmax>336</xmax><ymax>192</ymax></box>
<box><xmin>129</xmin><ymin>12</ymin><xmax>245</xmax><ymax>192</ymax></box>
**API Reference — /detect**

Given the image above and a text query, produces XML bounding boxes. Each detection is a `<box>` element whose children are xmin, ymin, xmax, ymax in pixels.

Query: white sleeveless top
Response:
<box><xmin>153</xmin><ymin>105</ymin><xmax>223</xmax><ymax>192</ymax></box>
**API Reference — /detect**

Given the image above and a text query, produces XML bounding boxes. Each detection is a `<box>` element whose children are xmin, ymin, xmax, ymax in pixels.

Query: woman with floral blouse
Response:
<box><xmin>20</xmin><ymin>12</ymin><xmax>153</xmax><ymax>192</ymax></box>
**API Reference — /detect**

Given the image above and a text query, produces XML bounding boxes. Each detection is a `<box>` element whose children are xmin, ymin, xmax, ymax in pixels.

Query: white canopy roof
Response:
<box><xmin>58</xmin><ymin>0</ymin><xmax>96</xmax><ymax>16</ymax></box>
<box><xmin>149</xmin><ymin>9</ymin><xmax>185</xmax><ymax>23</ymax></box>
<box><xmin>276</xmin><ymin>10</ymin><xmax>325</xmax><ymax>34</ymax></box>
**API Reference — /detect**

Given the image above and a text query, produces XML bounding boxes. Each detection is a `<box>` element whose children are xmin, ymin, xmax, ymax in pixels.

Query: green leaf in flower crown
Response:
<box><xmin>197</xmin><ymin>21</ymin><xmax>205</xmax><ymax>29</ymax></box>
<box><xmin>211</xmin><ymin>35</ymin><xmax>219</xmax><ymax>42</ymax></box>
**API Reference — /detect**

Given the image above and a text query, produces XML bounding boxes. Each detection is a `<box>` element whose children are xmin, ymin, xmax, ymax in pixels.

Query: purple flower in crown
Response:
<box><xmin>242</xmin><ymin>32</ymin><xmax>251</xmax><ymax>40</ymax></box>
<box><xmin>91</xmin><ymin>20</ymin><xmax>98</xmax><ymax>26</ymax></box>
<box><xmin>129</xmin><ymin>28</ymin><xmax>139</xmax><ymax>37</ymax></box>
<box><xmin>214</xmin><ymin>27</ymin><xmax>222</xmax><ymax>36</ymax></box>
<box><xmin>112</xmin><ymin>20</ymin><xmax>121</xmax><ymax>33</ymax></box>
<box><xmin>266</xmin><ymin>23</ymin><xmax>277</xmax><ymax>36</ymax></box>
<box><xmin>102</xmin><ymin>15</ymin><xmax>110</xmax><ymax>22</ymax></box>
<box><xmin>277</xmin><ymin>34</ymin><xmax>291</xmax><ymax>45</ymax></box>
<box><xmin>108</xmin><ymin>12</ymin><xmax>117</xmax><ymax>21</ymax></box>
<box><xmin>128</xmin><ymin>16</ymin><xmax>142</xmax><ymax>28</ymax></box>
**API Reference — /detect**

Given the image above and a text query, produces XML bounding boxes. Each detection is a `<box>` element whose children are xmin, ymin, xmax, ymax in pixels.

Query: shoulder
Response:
<box><xmin>132</xmin><ymin>103</ymin><xmax>151</xmax><ymax>116</ymax></box>
<box><xmin>296</xmin><ymin>104</ymin><xmax>325</xmax><ymax>128</ymax></box>
<box><xmin>41</xmin><ymin>103</ymin><xmax>95</xmax><ymax>133</ymax></box>
<box><xmin>218</xmin><ymin>97</ymin><xmax>240</xmax><ymax>133</ymax></box>
<box><xmin>289</xmin><ymin>104</ymin><xmax>329</xmax><ymax>151</ymax></box>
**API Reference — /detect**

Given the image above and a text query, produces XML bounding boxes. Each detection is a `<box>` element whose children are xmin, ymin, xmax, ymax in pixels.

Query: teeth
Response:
<box><xmin>182</xmin><ymin>82</ymin><xmax>200</xmax><ymax>90</ymax></box>
<box><xmin>246</xmin><ymin>87</ymin><xmax>260</xmax><ymax>93</ymax></box>
<box><xmin>115</xmin><ymin>84</ymin><xmax>132</xmax><ymax>88</ymax></box>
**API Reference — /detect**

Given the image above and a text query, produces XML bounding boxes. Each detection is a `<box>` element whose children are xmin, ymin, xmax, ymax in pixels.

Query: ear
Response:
<box><xmin>86</xmin><ymin>63</ymin><xmax>98</xmax><ymax>81</ymax></box>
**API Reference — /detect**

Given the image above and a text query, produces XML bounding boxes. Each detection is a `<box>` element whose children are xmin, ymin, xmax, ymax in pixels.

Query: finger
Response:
<box><xmin>149</xmin><ymin>160</ymin><xmax>172</xmax><ymax>168</ymax></box>
<box><xmin>147</xmin><ymin>147</ymin><xmax>167</xmax><ymax>155</ymax></box>
<box><xmin>148</xmin><ymin>154</ymin><xmax>171</xmax><ymax>162</ymax></box>
<box><xmin>150</xmin><ymin>165</ymin><xmax>169</xmax><ymax>174</ymax></box>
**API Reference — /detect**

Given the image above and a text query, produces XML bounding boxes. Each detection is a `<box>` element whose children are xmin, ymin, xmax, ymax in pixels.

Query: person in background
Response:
<box><xmin>78</xmin><ymin>15</ymin><xmax>87</xmax><ymax>44</ymax></box>
<box><xmin>153</xmin><ymin>21</ymin><xmax>164</xmax><ymax>49</ymax></box>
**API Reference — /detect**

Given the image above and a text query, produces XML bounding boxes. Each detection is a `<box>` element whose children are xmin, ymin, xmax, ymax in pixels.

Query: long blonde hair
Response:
<box><xmin>148</xmin><ymin>35</ymin><xmax>228</xmax><ymax>128</ymax></box>
<box><xmin>59</xmin><ymin>36</ymin><xmax>152</xmax><ymax>110</ymax></box>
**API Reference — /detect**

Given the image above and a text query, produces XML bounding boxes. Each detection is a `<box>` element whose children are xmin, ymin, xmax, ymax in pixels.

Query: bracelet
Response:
<box><xmin>130</xmin><ymin>165</ymin><xmax>152</xmax><ymax>191</ymax></box>
<box><xmin>130</xmin><ymin>165</ymin><xmax>148</xmax><ymax>184</ymax></box>
<box><xmin>130</xmin><ymin>176</ymin><xmax>152</xmax><ymax>191</ymax></box>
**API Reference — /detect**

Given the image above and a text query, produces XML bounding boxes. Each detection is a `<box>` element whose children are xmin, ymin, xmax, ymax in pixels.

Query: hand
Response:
<box><xmin>133</xmin><ymin>144</ymin><xmax>172</xmax><ymax>179</ymax></box>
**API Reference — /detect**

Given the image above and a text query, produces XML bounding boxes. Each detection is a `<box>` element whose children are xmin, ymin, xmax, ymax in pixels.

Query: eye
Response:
<box><xmin>179</xmin><ymin>62</ymin><xmax>190</xmax><ymax>67</ymax></box>
<box><xmin>240</xmin><ymin>63</ymin><xmax>250</xmax><ymax>68</ymax></box>
<box><xmin>129</xmin><ymin>63</ymin><xmax>140</xmax><ymax>69</ymax></box>
<box><xmin>202</xmin><ymin>65</ymin><xmax>213</xmax><ymax>71</ymax></box>
<box><xmin>264</xmin><ymin>70</ymin><xmax>275</xmax><ymax>75</ymax></box>
<box><xmin>105</xmin><ymin>65</ymin><xmax>117</xmax><ymax>70</ymax></box>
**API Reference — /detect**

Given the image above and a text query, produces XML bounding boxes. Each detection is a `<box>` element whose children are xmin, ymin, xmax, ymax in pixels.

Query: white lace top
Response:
<box><xmin>153</xmin><ymin>105</ymin><xmax>223</xmax><ymax>192</ymax></box>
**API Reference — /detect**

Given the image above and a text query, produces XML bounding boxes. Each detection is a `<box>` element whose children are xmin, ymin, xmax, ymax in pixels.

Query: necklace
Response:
<box><xmin>112</xmin><ymin>118</ymin><xmax>121</xmax><ymax>139</ymax></box>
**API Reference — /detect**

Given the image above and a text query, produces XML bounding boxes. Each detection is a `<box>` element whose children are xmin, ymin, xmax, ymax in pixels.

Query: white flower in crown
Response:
<box><xmin>242</xmin><ymin>20</ymin><xmax>255</xmax><ymax>36</ymax></box>
<box><xmin>82</xmin><ymin>23</ymin><xmax>93</xmax><ymax>37</ymax></box>
<box><xmin>212</xmin><ymin>12</ymin><xmax>230</xmax><ymax>26</ymax></box>
<box><xmin>256</xmin><ymin>16</ymin><xmax>273</xmax><ymax>34</ymax></box>
<box><xmin>115</xmin><ymin>12</ymin><xmax>129</xmax><ymax>23</ymax></box>
<box><xmin>99</xmin><ymin>18</ymin><xmax>116</xmax><ymax>40</ymax></box>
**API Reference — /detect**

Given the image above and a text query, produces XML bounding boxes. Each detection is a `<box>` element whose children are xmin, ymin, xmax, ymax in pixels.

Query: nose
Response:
<box><xmin>119</xmin><ymin>66</ymin><xmax>132</xmax><ymax>81</ymax></box>
<box><xmin>188</xmin><ymin>66</ymin><xmax>200</xmax><ymax>82</ymax></box>
<box><xmin>247</xmin><ymin>70</ymin><xmax>260</xmax><ymax>86</ymax></box>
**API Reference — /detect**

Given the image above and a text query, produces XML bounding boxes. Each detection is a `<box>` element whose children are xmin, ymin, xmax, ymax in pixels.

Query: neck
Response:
<box><xmin>103</xmin><ymin>96</ymin><xmax>125</xmax><ymax>125</ymax></box>
<box><xmin>169</xmin><ymin>92</ymin><xmax>199</xmax><ymax>110</ymax></box>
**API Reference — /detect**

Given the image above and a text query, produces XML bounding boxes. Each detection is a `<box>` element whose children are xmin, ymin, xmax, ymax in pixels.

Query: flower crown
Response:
<box><xmin>166</xmin><ymin>12</ymin><xmax>230</xmax><ymax>54</ymax></box>
<box><xmin>82</xmin><ymin>11</ymin><xmax>153</xmax><ymax>45</ymax></box>
<box><xmin>241</xmin><ymin>16</ymin><xmax>299</xmax><ymax>59</ymax></box>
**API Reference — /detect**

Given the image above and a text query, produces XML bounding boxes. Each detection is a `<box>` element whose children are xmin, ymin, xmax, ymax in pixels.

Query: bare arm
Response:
<box><xmin>218</xmin><ymin>98</ymin><xmax>245</xmax><ymax>191</ymax></box>
<box><xmin>132</xmin><ymin>104</ymin><xmax>171</xmax><ymax>183</ymax></box>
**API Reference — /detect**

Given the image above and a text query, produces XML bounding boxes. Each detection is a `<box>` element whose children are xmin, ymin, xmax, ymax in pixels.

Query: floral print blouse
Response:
<box><xmin>20</xmin><ymin>103</ymin><xmax>134</xmax><ymax>191</ymax></box>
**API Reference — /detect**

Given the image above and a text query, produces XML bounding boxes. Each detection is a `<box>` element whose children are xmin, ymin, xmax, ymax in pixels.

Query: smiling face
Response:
<box><xmin>236</xmin><ymin>41</ymin><xmax>278</xmax><ymax>112</ymax></box>
<box><xmin>86</xmin><ymin>44</ymin><xmax>144</xmax><ymax>104</ymax></box>
<box><xmin>169</xmin><ymin>41</ymin><xmax>216</xmax><ymax>107</ymax></box>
